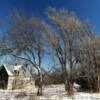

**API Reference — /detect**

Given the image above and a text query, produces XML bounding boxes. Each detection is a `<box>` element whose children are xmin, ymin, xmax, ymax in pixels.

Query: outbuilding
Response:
<box><xmin>0</xmin><ymin>64</ymin><xmax>34</xmax><ymax>90</ymax></box>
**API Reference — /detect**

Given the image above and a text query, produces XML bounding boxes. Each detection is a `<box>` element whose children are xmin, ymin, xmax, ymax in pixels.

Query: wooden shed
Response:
<box><xmin>0</xmin><ymin>64</ymin><xmax>34</xmax><ymax>90</ymax></box>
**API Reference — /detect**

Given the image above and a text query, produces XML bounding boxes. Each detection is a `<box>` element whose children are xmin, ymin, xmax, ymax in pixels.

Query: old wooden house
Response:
<box><xmin>0</xmin><ymin>64</ymin><xmax>34</xmax><ymax>90</ymax></box>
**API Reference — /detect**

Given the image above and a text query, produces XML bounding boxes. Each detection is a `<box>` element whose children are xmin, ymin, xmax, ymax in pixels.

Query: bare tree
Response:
<box><xmin>0</xmin><ymin>12</ymin><xmax>45</xmax><ymax>95</ymax></box>
<box><xmin>44</xmin><ymin>8</ymin><xmax>85</xmax><ymax>94</ymax></box>
<box><xmin>79</xmin><ymin>29</ymin><xmax>100</xmax><ymax>92</ymax></box>
<box><xmin>71</xmin><ymin>22</ymin><xmax>100</xmax><ymax>92</ymax></box>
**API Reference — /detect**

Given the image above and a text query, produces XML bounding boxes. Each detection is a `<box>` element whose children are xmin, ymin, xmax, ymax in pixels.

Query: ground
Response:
<box><xmin>0</xmin><ymin>84</ymin><xmax>100</xmax><ymax>100</ymax></box>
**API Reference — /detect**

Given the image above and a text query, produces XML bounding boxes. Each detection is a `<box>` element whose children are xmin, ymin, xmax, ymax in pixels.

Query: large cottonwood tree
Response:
<box><xmin>0</xmin><ymin>12</ymin><xmax>45</xmax><ymax>95</ymax></box>
<box><xmin>44</xmin><ymin>8</ymin><xmax>85</xmax><ymax>94</ymax></box>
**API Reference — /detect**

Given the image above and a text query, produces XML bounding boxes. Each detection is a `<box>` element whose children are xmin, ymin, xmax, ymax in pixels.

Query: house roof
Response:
<box><xmin>0</xmin><ymin>64</ymin><xmax>32</xmax><ymax>77</ymax></box>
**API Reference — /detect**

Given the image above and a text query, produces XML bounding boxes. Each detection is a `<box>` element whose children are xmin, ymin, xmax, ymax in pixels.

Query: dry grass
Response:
<box><xmin>15</xmin><ymin>92</ymin><xmax>27</xmax><ymax>98</ymax></box>
<box><xmin>67</xmin><ymin>88</ymin><xmax>75</xmax><ymax>96</ymax></box>
<box><xmin>96</xmin><ymin>88</ymin><xmax>100</xmax><ymax>93</ymax></box>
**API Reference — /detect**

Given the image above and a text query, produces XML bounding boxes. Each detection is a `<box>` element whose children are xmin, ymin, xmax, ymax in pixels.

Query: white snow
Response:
<box><xmin>14</xmin><ymin>65</ymin><xmax>22</xmax><ymax>71</ymax></box>
<box><xmin>0</xmin><ymin>84</ymin><xmax>99</xmax><ymax>100</ymax></box>
<box><xmin>39</xmin><ymin>84</ymin><xmax>100</xmax><ymax>100</ymax></box>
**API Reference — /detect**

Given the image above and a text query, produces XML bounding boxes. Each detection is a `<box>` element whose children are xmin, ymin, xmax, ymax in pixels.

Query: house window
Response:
<box><xmin>14</xmin><ymin>70</ymin><xmax>19</xmax><ymax>75</ymax></box>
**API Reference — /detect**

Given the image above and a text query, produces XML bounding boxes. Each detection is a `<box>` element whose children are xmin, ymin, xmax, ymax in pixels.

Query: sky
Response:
<box><xmin>0</xmin><ymin>0</ymin><xmax>100</xmax><ymax>35</ymax></box>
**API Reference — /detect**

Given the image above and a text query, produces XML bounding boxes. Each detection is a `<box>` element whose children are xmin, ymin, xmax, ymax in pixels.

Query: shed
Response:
<box><xmin>0</xmin><ymin>64</ymin><xmax>34</xmax><ymax>90</ymax></box>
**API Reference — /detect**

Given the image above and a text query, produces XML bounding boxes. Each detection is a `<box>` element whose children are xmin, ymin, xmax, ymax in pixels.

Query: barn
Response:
<box><xmin>0</xmin><ymin>64</ymin><xmax>34</xmax><ymax>90</ymax></box>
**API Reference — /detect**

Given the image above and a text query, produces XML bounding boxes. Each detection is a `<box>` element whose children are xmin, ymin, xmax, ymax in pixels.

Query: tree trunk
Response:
<box><xmin>66</xmin><ymin>53</ymin><xmax>74</xmax><ymax>95</ymax></box>
<box><xmin>37</xmin><ymin>69</ymin><xmax>43</xmax><ymax>96</ymax></box>
<box><xmin>96</xmin><ymin>75</ymin><xmax>100</xmax><ymax>92</ymax></box>
<box><xmin>64</xmin><ymin>78</ymin><xmax>74</xmax><ymax>96</ymax></box>
<box><xmin>61</xmin><ymin>64</ymin><xmax>74</xmax><ymax>95</ymax></box>
<box><xmin>37</xmin><ymin>48</ymin><xmax>43</xmax><ymax>96</ymax></box>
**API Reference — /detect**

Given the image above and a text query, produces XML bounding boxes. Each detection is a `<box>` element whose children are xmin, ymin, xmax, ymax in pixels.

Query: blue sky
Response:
<box><xmin>0</xmin><ymin>0</ymin><xmax>100</xmax><ymax>35</ymax></box>
<box><xmin>0</xmin><ymin>0</ymin><xmax>100</xmax><ymax>36</ymax></box>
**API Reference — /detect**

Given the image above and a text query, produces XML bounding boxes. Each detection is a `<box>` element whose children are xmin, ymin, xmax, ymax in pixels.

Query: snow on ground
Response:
<box><xmin>40</xmin><ymin>84</ymin><xmax>100</xmax><ymax>100</ymax></box>
<box><xmin>0</xmin><ymin>84</ymin><xmax>99</xmax><ymax>100</ymax></box>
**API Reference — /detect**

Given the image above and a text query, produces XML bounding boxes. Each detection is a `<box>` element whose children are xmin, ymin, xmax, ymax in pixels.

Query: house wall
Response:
<box><xmin>7</xmin><ymin>76</ymin><xmax>15</xmax><ymax>90</ymax></box>
<box><xmin>7</xmin><ymin>76</ymin><xmax>35</xmax><ymax>90</ymax></box>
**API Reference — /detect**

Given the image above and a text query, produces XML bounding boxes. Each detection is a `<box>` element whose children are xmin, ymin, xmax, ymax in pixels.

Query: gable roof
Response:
<box><xmin>0</xmin><ymin>64</ymin><xmax>32</xmax><ymax>77</ymax></box>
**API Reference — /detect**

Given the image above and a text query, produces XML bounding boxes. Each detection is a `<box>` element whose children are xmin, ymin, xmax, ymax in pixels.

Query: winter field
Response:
<box><xmin>0</xmin><ymin>84</ymin><xmax>100</xmax><ymax>100</ymax></box>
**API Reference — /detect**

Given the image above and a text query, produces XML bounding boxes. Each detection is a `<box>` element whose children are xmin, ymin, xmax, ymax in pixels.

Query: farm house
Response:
<box><xmin>0</xmin><ymin>64</ymin><xmax>34</xmax><ymax>90</ymax></box>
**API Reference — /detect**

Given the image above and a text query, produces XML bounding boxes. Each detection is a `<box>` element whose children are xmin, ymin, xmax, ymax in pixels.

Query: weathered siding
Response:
<box><xmin>7</xmin><ymin>76</ymin><xmax>35</xmax><ymax>90</ymax></box>
<box><xmin>7</xmin><ymin>76</ymin><xmax>15</xmax><ymax>90</ymax></box>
